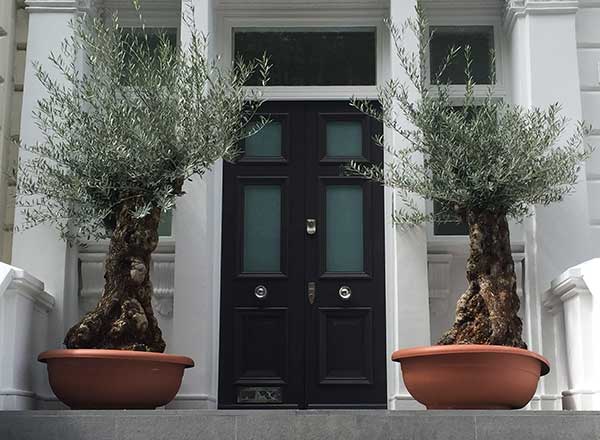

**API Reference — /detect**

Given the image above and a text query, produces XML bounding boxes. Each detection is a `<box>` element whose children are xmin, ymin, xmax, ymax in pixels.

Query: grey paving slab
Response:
<box><xmin>235</xmin><ymin>413</ymin><xmax>301</xmax><ymax>440</ymax></box>
<box><xmin>475</xmin><ymin>414</ymin><xmax>600</xmax><ymax>440</ymax></box>
<box><xmin>0</xmin><ymin>414</ymin><xmax>116</xmax><ymax>440</ymax></box>
<box><xmin>114</xmin><ymin>413</ymin><xmax>236</xmax><ymax>440</ymax></box>
<box><xmin>383</xmin><ymin>414</ymin><xmax>476</xmax><ymax>440</ymax></box>
<box><xmin>1</xmin><ymin>410</ymin><xmax>600</xmax><ymax>440</ymax></box>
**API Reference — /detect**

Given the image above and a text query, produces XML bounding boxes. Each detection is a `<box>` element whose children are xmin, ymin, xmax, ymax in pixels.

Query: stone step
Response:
<box><xmin>1</xmin><ymin>410</ymin><xmax>600</xmax><ymax>440</ymax></box>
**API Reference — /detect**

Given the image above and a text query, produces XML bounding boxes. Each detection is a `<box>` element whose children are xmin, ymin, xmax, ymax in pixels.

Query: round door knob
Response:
<box><xmin>254</xmin><ymin>285</ymin><xmax>268</xmax><ymax>300</ymax></box>
<box><xmin>339</xmin><ymin>285</ymin><xmax>352</xmax><ymax>301</ymax></box>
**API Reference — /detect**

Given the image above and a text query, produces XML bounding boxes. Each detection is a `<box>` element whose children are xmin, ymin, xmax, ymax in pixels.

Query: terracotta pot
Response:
<box><xmin>38</xmin><ymin>349</ymin><xmax>194</xmax><ymax>409</ymax></box>
<box><xmin>392</xmin><ymin>345</ymin><xmax>550</xmax><ymax>410</ymax></box>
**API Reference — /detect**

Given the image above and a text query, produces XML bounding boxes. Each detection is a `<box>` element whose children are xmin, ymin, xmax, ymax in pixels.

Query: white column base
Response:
<box><xmin>0</xmin><ymin>263</ymin><xmax>54</xmax><ymax>410</ymax></box>
<box><xmin>562</xmin><ymin>389</ymin><xmax>600</xmax><ymax>411</ymax></box>
<box><xmin>543</xmin><ymin>259</ymin><xmax>600</xmax><ymax>410</ymax></box>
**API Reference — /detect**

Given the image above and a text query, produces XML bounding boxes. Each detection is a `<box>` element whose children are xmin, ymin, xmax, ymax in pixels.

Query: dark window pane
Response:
<box><xmin>432</xmin><ymin>200</ymin><xmax>468</xmax><ymax>236</ymax></box>
<box><xmin>122</xmin><ymin>27</ymin><xmax>178</xmax><ymax>58</ymax></box>
<box><xmin>158</xmin><ymin>210</ymin><xmax>173</xmax><ymax>237</ymax></box>
<box><xmin>234</xmin><ymin>28</ymin><xmax>376</xmax><ymax>86</ymax></box>
<box><xmin>430</xmin><ymin>26</ymin><xmax>494</xmax><ymax>85</ymax></box>
<box><xmin>121</xmin><ymin>28</ymin><xmax>178</xmax><ymax>84</ymax></box>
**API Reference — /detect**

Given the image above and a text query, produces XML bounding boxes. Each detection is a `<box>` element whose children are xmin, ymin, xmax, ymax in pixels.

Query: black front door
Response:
<box><xmin>219</xmin><ymin>101</ymin><xmax>386</xmax><ymax>409</ymax></box>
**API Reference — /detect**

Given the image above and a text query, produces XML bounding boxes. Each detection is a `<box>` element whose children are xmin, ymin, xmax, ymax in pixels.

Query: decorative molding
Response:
<box><xmin>0</xmin><ymin>263</ymin><xmax>54</xmax><ymax>312</ymax></box>
<box><xmin>505</xmin><ymin>0</ymin><xmax>579</xmax><ymax>31</ymax></box>
<box><xmin>78</xmin><ymin>241</ymin><xmax>175</xmax><ymax>318</ymax></box>
<box><xmin>215</xmin><ymin>0</ymin><xmax>387</xmax><ymax>13</ymax></box>
<box><xmin>422</xmin><ymin>0</ymin><xmax>504</xmax><ymax>18</ymax></box>
<box><xmin>543</xmin><ymin>260</ymin><xmax>598</xmax><ymax>313</ymax></box>
<box><xmin>25</xmin><ymin>0</ymin><xmax>97</xmax><ymax>13</ymax></box>
<box><xmin>172</xmin><ymin>393</ymin><xmax>217</xmax><ymax>402</ymax></box>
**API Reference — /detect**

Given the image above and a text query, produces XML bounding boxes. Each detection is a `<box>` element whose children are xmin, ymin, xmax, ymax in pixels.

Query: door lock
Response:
<box><xmin>307</xmin><ymin>282</ymin><xmax>316</xmax><ymax>305</ymax></box>
<box><xmin>306</xmin><ymin>218</ymin><xmax>317</xmax><ymax>235</ymax></box>
<box><xmin>339</xmin><ymin>285</ymin><xmax>352</xmax><ymax>301</ymax></box>
<box><xmin>254</xmin><ymin>285</ymin><xmax>268</xmax><ymax>300</ymax></box>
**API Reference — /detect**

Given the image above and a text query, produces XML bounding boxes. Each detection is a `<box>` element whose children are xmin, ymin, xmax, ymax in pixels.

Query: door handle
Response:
<box><xmin>307</xmin><ymin>282</ymin><xmax>316</xmax><ymax>305</ymax></box>
<box><xmin>306</xmin><ymin>218</ymin><xmax>317</xmax><ymax>235</ymax></box>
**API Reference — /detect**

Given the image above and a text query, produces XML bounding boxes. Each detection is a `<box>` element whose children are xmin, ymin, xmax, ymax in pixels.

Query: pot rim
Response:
<box><xmin>391</xmin><ymin>344</ymin><xmax>550</xmax><ymax>376</ymax></box>
<box><xmin>38</xmin><ymin>349</ymin><xmax>194</xmax><ymax>368</ymax></box>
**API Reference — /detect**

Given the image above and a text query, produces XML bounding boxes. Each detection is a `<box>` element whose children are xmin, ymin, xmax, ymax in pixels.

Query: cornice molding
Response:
<box><xmin>25</xmin><ymin>0</ymin><xmax>99</xmax><ymax>14</ymax></box>
<box><xmin>505</xmin><ymin>0</ymin><xmax>579</xmax><ymax>31</ymax></box>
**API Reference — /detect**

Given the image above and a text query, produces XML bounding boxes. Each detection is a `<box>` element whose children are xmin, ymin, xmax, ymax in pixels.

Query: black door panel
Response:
<box><xmin>219</xmin><ymin>101</ymin><xmax>385</xmax><ymax>409</ymax></box>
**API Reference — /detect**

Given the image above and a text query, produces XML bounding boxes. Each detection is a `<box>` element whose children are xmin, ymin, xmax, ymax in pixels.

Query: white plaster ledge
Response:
<box><xmin>0</xmin><ymin>262</ymin><xmax>54</xmax><ymax>311</ymax></box>
<box><xmin>543</xmin><ymin>258</ymin><xmax>600</xmax><ymax>310</ymax></box>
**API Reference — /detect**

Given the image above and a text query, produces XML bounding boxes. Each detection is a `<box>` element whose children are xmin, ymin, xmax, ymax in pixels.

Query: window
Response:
<box><xmin>158</xmin><ymin>210</ymin><xmax>173</xmax><ymax>237</ymax></box>
<box><xmin>429</xmin><ymin>26</ymin><xmax>494</xmax><ymax>85</ymax></box>
<box><xmin>234</xmin><ymin>28</ymin><xmax>376</xmax><ymax>86</ymax></box>
<box><xmin>429</xmin><ymin>25</ymin><xmax>498</xmax><ymax>237</ymax></box>
<box><xmin>120</xmin><ymin>27</ymin><xmax>178</xmax><ymax>84</ymax></box>
<box><xmin>122</xmin><ymin>27</ymin><xmax>178</xmax><ymax>57</ymax></box>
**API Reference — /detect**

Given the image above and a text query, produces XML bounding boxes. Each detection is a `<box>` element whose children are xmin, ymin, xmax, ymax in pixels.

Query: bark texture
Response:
<box><xmin>64</xmin><ymin>200</ymin><xmax>165</xmax><ymax>352</ymax></box>
<box><xmin>438</xmin><ymin>210</ymin><xmax>526</xmax><ymax>348</ymax></box>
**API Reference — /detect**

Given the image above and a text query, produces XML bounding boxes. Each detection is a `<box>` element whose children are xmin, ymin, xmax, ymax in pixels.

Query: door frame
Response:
<box><xmin>193</xmin><ymin>4</ymin><xmax>419</xmax><ymax>410</ymax></box>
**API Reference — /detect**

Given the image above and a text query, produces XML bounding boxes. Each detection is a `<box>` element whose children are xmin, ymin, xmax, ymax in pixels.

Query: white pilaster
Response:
<box><xmin>506</xmin><ymin>0</ymin><xmax>593</xmax><ymax>408</ymax></box>
<box><xmin>543</xmin><ymin>259</ymin><xmax>600</xmax><ymax>410</ymax></box>
<box><xmin>507</xmin><ymin>0</ymin><xmax>593</xmax><ymax>294</ymax></box>
<box><xmin>385</xmin><ymin>0</ymin><xmax>431</xmax><ymax>410</ymax></box>
<box><xmin>12</xmin><ymin>0</ymin><xmax>84</xmax><ymax>365</ymax></box>
<box><xmin>170</xmin><ymin>0</ymin><xmax>219</xmax><ymax>409</ymax></box>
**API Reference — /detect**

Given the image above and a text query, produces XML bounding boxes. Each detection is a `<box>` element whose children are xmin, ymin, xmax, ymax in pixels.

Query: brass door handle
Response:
<box><xmin>308</xmin><ymin>282</ymin><xmax>316</xmax><ymax>305</ymax></box>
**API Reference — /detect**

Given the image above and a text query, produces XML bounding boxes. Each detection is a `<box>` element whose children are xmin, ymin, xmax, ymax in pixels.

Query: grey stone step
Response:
<box><xmin>1</xmin><ymin>410</ymin><xmax>600</xmax><ymax>440</ymax></box>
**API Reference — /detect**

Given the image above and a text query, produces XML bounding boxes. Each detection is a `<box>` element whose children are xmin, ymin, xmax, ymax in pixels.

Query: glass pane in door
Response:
<box><xmin>325</xmin><ymin>185</ymin><xmax>364</xmax><ymax>272</ymax></box>
<box><xmin>243</xmin><ymin>185</ymin><xmax>281</xmax><ymax>272</ymax></box>
<box><xmin>245</xmin><ymin>121</ymin><xmax>282</xmax><ymax>157</ymax></box>
<box><xmin>326</xmin><ymin>121</ymin><xmax>363</xmax><ymax>158</ymax></box>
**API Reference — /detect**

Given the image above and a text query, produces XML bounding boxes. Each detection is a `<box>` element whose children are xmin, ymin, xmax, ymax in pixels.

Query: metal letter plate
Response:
<box><xmin>237</xmin><ymin>387</ymin><xmax>283</xmax><ymax>404</ymax></box>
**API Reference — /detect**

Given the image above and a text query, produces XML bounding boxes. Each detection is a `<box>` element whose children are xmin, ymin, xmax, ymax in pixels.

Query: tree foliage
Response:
<box><xmin>349</xmin><ymin>4</ymin><xmax>592</xmax><ymax>226</ymax></box>
<box><xmin>16</xmin><ymin>3</ymin><xmax>270</xmax><ymax>242</ymax></box>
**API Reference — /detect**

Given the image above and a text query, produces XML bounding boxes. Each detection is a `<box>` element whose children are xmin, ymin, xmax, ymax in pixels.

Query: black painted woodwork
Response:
<box><xmin>219</xmin><ymin>101</ymin><xmax>386</xmax><ymax>409</ymax></box>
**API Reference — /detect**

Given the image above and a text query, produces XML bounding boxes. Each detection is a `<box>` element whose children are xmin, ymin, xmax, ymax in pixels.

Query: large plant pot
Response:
<box><xmin>38</xmin><ymin>349</ymin><xmax>194</xmax><ymax>409</ymax></box>
<box><xmin>392</xmin><ymin>345</ymin><xmax>550</xmax><ymax>410</ymax></box>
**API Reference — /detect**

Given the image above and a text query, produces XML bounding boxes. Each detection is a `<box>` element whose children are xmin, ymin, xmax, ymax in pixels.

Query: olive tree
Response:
<box><xmin>16</xmin><ymin>5</ymin><xmax>269</xmax><ymax>352</ymax></box>
<box><xmin>350</xmin><ymin>5</ymin><xmax>591</xmax><ymax>348</ymax></box>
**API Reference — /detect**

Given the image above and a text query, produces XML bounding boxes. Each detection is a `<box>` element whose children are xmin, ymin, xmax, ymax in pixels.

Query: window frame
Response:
<box><xmin>424</xmin><ymin>16</ymin><xmax>509</xmax><ymax>242</ymax></box>
<box><xmin>218</xmin><ymin>14</ymin><xmax>387</xmax><ymax>100</ymax></box>
<box><xmin>232</xmin><ymin>26</ymin><xmax>378</xmax><ymax>87</ymax></box>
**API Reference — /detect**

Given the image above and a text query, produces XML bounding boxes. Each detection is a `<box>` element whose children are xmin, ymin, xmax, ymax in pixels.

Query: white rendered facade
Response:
<box><xmin>1</xmin><ymin>0</ymin><xmax>599</xmax><ymax>410</ymax></box>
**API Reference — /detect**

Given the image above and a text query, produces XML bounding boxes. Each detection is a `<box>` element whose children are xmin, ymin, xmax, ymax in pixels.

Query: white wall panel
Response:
<box><xmin>576</xmin><ymin>7</ymin><xmax>600</xmax><ymax>43</ymax></box>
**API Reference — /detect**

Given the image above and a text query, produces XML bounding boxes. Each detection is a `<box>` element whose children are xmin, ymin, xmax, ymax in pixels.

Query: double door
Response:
<box><xmin>219</xmin><ymin>101</ymin><xmax>386</xmax><ymax>409</ymax></box>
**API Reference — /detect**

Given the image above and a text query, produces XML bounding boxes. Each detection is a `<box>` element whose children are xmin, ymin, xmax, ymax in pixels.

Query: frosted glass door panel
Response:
<box><xmin>326</xmin><ymin>121</ymin><xmax>362</xmax><ymax>158</ymax></box>
<box><xmin>245</xmin><ymin>121</ymin><xmax>282</xmax><ymax>157</ymax></box>
<box><xmin>326</xmin><ymin>185</ymin><xmax>364</xmax><ymax>272</ymax></box>
<box><xmin>244</xmin><ymin>185</ymin><xmax>281</xmax><ymax>272</ymax></box>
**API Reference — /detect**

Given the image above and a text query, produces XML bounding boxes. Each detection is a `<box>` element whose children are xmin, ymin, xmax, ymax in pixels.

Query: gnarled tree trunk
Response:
<box><xmin>64</xmin><ymin>200</ymin><xmax>165</xmax><ymax>352</ymax></box>
<box><xmin>438</xmin><ymin>210</ymin><xmax>526</xmax><ymax>348</ymax></box>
